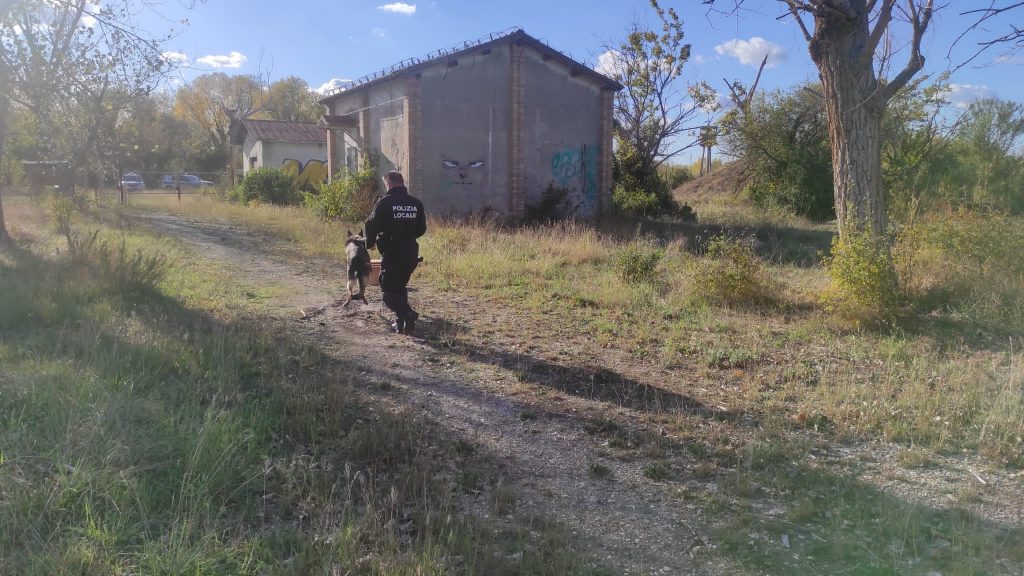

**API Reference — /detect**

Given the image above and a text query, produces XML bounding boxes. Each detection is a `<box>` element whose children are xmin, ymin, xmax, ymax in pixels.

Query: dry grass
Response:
<box><xmin>0</xmin><ymin>195</ymin><xmax>592</xmax><ymax>575</ymax></box>
<box><xmin>124</xmin><ymin>194</ymin><xmax>1024</xmax><ymax>465</ymax></box>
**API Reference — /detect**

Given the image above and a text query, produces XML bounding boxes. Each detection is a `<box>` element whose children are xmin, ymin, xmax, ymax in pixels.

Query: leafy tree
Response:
<box><xmin>173</xmin><ymin>73</ymin><xmax>264</xmax><ymax>173</ymax></box>
<box><xmin>0</xmin><ymin>0</ymin><xmax>174</xmax><ymax>219</ymax></box>
<box><xmin>264</xmin><ymin>77</ymin><xmax>322</xmax><ymax>122</ymax></box>
<box><xmin>706</xmin><ymin>0</ymin><xmax>1024</xmax><ymax>237</ymax></box>
<box><xmin>604</xmin><ymin>0</ymin><xmax>716</xmax><ymax>216</ymax></box>
<box><xmin>879</xmin><ymin>76</ymin><xmax>955</xmax><ymax>222</ymax></box>
<box><xmin>722</xmin><ymin>85</ymin><xmax>834</xmax><ymax>220</ymax></box>
<box><xmin>945</xmin><ymin>99</ymin><xmax>1024</xmax><ymax>213</ymax></box>
<box><xmin>173</xmin><ymin>74</ymin><xmax>323</xmax><ymax>177</ymax></box>
<box><xmin>113</xmin><ymin>92</ymin><xmax>191</xmax><ymax>184</ymax></box>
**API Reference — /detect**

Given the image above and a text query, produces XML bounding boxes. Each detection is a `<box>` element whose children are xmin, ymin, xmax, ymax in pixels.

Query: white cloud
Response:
<box><xmin>693</xmin><ymin>54</ymin><xmax>707</xmax><ymax>65</ymax></box>
<box><xmin>714</xmin><ymin>37</ymin><xmax>787</xmax><ymax>68</ymax></box>
<box><xmin>994</xmin><ymin>53</ymin><xmax>1024</xmax><ymax>65</ymax></box>
<box><xmin>162</xmin><ymin>51</ymin><xmax>189</xmax><ymax>64</ymax></box>
<box><xmin>195</xmin><ymin>51</ymin><xmax>247</xmax><ymax>69</ymax></box>
<box><xmin>378</xmin><ymin>2</ymin><xmax>416</xmax><ymax>15</ymax></box>
<box><xmin>316</xmin><ymin>78</ymin><xmax>354</xmax><ymax>95</ymax></box>
<box><xmin>372</xmin><ymin>27</ymin><xmax>387</xmax><ymax>38</ymax></box>
<box><xmin>944</xmin><ymin>83</ymin><xmax>995</xmax><ymax>108</ymax></box>
<box><xmin>78</xmin><ymin>1</ymin><xmax>100</xmax><ymax>28</ymax></box>
<box><xmin>594</xmin><ymin>50</ymin><xmax>626</xmax><ymax>78</ymax></box>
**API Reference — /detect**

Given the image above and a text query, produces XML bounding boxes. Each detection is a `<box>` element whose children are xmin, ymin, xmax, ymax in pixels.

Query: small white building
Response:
<box><xmin>239</xmin><ymin>119</ymin><xmax>330</xmax><ymax>188</ymax></box>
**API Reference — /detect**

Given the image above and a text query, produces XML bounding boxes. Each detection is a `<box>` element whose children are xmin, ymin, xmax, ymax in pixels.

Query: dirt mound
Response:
<box><xmin>673</xmin><ymin>161</ymin><xmax>748</xmax><ymax>203</ymax></box>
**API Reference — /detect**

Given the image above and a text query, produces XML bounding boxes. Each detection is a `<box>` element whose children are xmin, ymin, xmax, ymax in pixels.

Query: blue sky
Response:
<box><xmin>147</xmin><ymin>0</ymin><xmax>1023</xmax><ymax>159</ymax></box>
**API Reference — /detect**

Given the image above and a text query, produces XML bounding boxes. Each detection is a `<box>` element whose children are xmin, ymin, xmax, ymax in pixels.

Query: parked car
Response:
<box><xmin>120</xmin><ymin>172</ymin><xmax>145</xmax><ymax>191</ymax></box>
<box><xmin>161</xmin><ymin>174</ymin><xmax>213</xmax><ymax>189</ymax></box>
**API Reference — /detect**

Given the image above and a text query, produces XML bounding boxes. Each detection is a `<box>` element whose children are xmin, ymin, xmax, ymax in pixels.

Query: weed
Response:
<box><xmin>895</xmin><ymin>209</ymin><xmax>1024</xmax><ymax>331</ymax></box>
<box><xmin>615</xmin><ymin>241</ymin><xmax>663</xmax><ymax>284</ymax></box>
<box><xmin>820</xmin><ymin>228</ymin><xmax>900</xmax><ymax>325</ymax></box>
<box><xmin>642</xmin><ymin>462</ymin><xmax>673</xmax><ymax>481</ymax></box>
<box><xmin>689</xmin><ymin>235</ymin><xmax>776</xmax><ymax>307</ymax></box>
<box><xmin>231</xmin><ymin>167</ymin><xmax>301</xmax><ymax>206</ymax></box>
<box><xmin>588</xmin><ymin>462</ymin><xmax>612</xmax><ymax>479</ymax></box>
<box><xmin>304</xmin><ymin>161</ymin><xmax>379</xmax><ymax>221</ymax></box>
<box><xmin>492</xmin><ymin>482</ymin><xmax>517</xmax><ymax>516</ymax></box>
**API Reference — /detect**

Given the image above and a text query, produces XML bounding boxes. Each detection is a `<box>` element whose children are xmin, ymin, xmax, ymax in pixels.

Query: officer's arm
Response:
<box><xmin>365</xmin><ymin>200</ymin><xmax>384</xmax><ymax>250</ymax></box>
<box><xmin>414</xmin><ymin>200</ymin><xmax>427</xmax><ymax>238</ymax></box>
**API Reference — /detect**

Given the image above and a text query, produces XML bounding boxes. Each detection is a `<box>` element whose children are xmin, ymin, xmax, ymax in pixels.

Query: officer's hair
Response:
<box><xmin>384</xmin><ymin>171</ymin><xmax>404</xmax><ymax>186</ymax></box>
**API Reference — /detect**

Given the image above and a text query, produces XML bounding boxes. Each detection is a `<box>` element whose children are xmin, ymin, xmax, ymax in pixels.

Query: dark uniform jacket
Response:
<box><xmin>365</xmin><ymin>185</ymin><xmax>426</xmax><ymax>252</ymax></box>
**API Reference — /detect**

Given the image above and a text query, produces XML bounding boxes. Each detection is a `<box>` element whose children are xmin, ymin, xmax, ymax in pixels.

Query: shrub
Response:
<box><xmin>820</xmin><ymin>229</ymin><xmax>900</xmax><ymax>324</ymax></box>
<box><xmin>305</xmin><ymin>166</ymin><xmax>380</xmax><ymax>222</ymax></box>
<box><xmin>612</xmin><ymin>142</ymin><xmax>681</xmax><ymax>218</ymax></box>
<box><xmin>894</xmin><ymin>209</ymin><xmax>1024</xmax><ymax>328</ymax></box>
<box><xmin>657</xmin><ymin>163</ymin><xmax>693</xmax><ymax>190</ymax></box>
<box><xmin>65</xmin><ymin>230</ymin><xmax>168</xmax><ymax>294</ymax></box>
<box><xmin>723</xmin><ymin>84</ymin><xmax>835</xmax><ymax>221</ymax></box>
<box><xmin>230</xmin><ymin>167</ymin><xmax>300</xmax><ymax>206</ymax></box>
<box><xmin>523</xmin><ymin>183</ymin><xmax>578</xmax><ymax>223</ymax></box>
<box><xmin>689</xmin><ymin>235</ymin><xmax>774</xmax><ymax>307</ymax></box>
<box><xmin>616</xmin><ymin>242</ymin><xmax>663</xmax><ymax>284</ymax></box>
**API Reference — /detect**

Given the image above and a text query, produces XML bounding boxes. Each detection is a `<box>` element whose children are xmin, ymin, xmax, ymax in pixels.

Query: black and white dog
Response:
<box><xmin>343</xmin><ymin>229</ymin><xmax>371</xmax><ymax>307</ymax></box>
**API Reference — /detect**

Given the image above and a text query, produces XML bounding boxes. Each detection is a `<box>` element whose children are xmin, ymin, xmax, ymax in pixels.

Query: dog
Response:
<box><xmin>343</xmin><ymin>229</ymin><xmax>372</xmax><ymax>307</ymax></box>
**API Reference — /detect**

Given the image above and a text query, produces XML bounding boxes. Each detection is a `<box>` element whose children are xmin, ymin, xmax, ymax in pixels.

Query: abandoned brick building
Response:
<box><xmin>318</xmin><ymin>28</ymin><xmax>622</xmax><ymax>219</ymax></box>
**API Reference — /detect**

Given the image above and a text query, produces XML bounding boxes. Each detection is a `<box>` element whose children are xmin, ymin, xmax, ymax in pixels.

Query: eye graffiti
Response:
<box><xmin>442</xmin><ymin>158</ymin><xmax>485</xmax><ymax>184</ymax></box>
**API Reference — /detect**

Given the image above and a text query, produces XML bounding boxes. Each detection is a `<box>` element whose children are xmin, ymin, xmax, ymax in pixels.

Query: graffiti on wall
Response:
<box><xmin>442</xmin><ymin>158</ymin><xmax>486</xmax><ymax>185</ymax></box>
<box><xmin>281</xmin><ymin>158</ymin><xmax>328</xmax><ymax>189</ymax></box>
<box><xmin>550</xmin><ymin>144</ymin><xmax>599</xmax><ymax>209</ymax></box>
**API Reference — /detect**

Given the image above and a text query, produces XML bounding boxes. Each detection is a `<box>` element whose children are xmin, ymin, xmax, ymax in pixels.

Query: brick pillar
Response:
<box><xmin>326</xmin><ymin>127</ymin><xmax>334</xmax><ymax>181</ymax></box>
<box><xmin>405</xmin><ymin>77</ymin><xmax>421</xmax><ymax>192</ymax></box>
<box><xmin>359</xmin><ymin>92</ymin><xmax>371</xmax><ymax>170</ymax></box>
<box><xmin>509</xmin><ymin>41</ymin><xmax>525</xmax><ymax>218</ymax></box>
<box><xmin>599</xmin><ymin>88</ymin><xmax>615</xmax><ymax>218</ymax></box>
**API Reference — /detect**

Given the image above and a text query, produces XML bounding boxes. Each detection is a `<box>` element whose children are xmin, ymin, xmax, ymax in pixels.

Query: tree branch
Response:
<box><xmin>862</xmin><ymin>0</ymin><xmax>896</xmax><ymax>66</ymax></box>
<box><xmin>882</xmin><ymin>0</ymin><xmax>932</xmax><ymax>102</ymax></box>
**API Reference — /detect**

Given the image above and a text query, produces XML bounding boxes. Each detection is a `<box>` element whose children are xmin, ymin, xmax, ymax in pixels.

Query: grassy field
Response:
<box><xmin>0</xmin><ymin>195</ymin><xmax>592</xmax><ymax>575</ymax></box>
<box><xmin>4</xmin><ymin>191</ymin><xmax>1023</xmax><ymax>574</ymax></box>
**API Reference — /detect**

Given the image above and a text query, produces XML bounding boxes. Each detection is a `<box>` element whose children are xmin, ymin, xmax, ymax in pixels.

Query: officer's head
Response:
<box><xmin>383</xmin><ymin>171</ymin><xmax>404</xmax><ymax>190</ymax></box>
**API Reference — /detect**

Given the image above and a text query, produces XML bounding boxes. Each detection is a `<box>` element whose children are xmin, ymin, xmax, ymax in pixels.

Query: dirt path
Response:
<box><xmin>142</xmin><ymin>213</ymin><xmax>732</xmax><ymax>575</ymax></box>
<box><xmin>141</xmin><ymin>212</ymin><xmax>1024</xmax><ymax>575</ymax></box>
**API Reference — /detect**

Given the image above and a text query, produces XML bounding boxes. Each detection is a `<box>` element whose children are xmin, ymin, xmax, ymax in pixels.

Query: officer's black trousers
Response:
<box><xmin>379</xmin><ymin>240</ymin><xmax>419</xmax><ymax>321</ymax></box>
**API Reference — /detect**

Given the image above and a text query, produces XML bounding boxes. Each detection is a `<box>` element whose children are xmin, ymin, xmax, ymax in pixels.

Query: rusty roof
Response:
<box><xmin>240</xmin><ymin>119</ymin><xmax>327</xmax><ymax>144</ymax></box>
<box><xmin>319</xmin><ymin>28</ymin><xmax>622</xmax><ymax>103</ymax></box>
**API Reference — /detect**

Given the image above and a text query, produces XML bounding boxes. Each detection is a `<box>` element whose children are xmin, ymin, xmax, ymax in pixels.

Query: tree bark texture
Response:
<box><xmin>0</xmin><ymin>79</ymin><xmax>10</xmax><ymax>243</ymax></box>
<box><xmin>809</xmin><ymin>2</ymin><xmax>887</xmax><ymax>236</ymax></box>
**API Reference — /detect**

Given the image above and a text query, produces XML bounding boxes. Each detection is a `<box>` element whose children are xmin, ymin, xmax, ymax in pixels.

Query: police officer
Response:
<box><xmin>365</xmin><ymin>171</ymin><xmax>426</xmax><ymax>335</ymax></box>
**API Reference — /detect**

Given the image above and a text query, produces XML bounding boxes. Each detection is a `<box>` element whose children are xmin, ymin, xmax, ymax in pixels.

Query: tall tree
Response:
<box><xmin>0</xmin><ymin>54</ymin><xmax>10</xmax><ymax>242</ymax></box>
<box><xmin>603</xmin><ymin>0</ymin><xmax>715</xmax><ymax>214</ymax></box>
<box><xmin>0</xmin><ymin>0</ymin><xmax>174</xmax><ymax>221</ymax></box>
<box><xmin>607</xmin><ymin>1</ymin><xmax>715</xmax><ymax>173</ymax></box>
<box><xmin>705</xmin><ymin>0</ymin><xmax>1024</xmax><ymax>236</ymax></box>
<box><xmin>173</xmin><ymin>73</ymin><xmax>265</xmax><ymax>174</ymax></box>
<box><xmin>264</xmin><ymin>77</ymin><xmax>321</xmax><ymax>122</ymax></box>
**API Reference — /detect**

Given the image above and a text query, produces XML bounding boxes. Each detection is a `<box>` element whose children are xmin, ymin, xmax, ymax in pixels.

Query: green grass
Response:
<box><xmin>0</xmin><ymin>196</ymin><xmax>593</xmax><ymax>575</ymax></box>
<box><xmin>708</xmin><ymin>439</ymin><xmax>1024</xmax><ymax>576</ymax></box>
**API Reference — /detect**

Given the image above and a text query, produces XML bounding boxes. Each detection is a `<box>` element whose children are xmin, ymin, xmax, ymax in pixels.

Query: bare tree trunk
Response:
<box><xmin>0</xmin><ymin>87</ymin><xmax>10</xmax><ymax>244</ymax></box>
<box><xmin>810</xmin><ymin>5</ymin><xmax>887</xmax><ymax>236</ymax></box>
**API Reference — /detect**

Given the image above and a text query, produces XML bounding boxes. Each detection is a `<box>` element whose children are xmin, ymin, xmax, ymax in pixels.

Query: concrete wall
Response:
<box><xmin>263</xmin><ymin>141</ymin><xmax>328</xmax><ymax>188</ymax></box>
<box><xmin>324</xmin><ymin>37</ymin><xmax>613</xmax><ymax>219</ymax></box>
<box><xmin>416</xmin><ymin>44</ymin><xmax>511</xmax><ymax>216</ymax></box>
<box><xmin>241</xmin><ymin>136</ymin><xmax>329</xmax><ymax>189</ymax></box>
<box><xmin>328</xmin><ymin>85</ymin><xmax>407</xmax><ymax>180</ymax></box>
<box><xmin>519</xmin><ymin>46</ymin><xmax>606</xmax><ymax>219</ymax></box>
<box><xmin>365</xmin><ymin>83</ymin><xmax>408</xmax><ymax>175</ymax></box>
<box><xmin>241</xmin><ymin>136</ymin><xmax>263</xmax><ymax>175</ymax></box>
<box><xmin>327</xmin><ymin>92</ymin><xmax>366</xmax><ymax>176</ymax></box>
